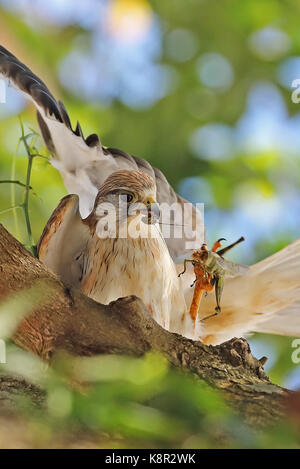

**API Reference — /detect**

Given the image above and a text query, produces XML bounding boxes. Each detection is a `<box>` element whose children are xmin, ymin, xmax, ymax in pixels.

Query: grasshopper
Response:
<box><xmin>178</xmin><ymin>237</ymin><xmax>249</xmax><ymax>323</ymax></box>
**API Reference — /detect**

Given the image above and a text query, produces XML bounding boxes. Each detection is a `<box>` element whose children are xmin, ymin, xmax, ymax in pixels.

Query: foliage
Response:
<box><xmin>1</xmin><ymin>341</ymin><xmax>299</xmax><ymax>449</ymax></box>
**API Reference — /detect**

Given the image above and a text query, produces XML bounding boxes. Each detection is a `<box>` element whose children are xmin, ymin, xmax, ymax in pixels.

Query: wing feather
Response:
<box><xmin>0</xmin><ymin>44</ymin><xmax>203</xmax><ymax>257</ymax></box>
<box><xmin>38</xmin><ymin>194</ymin><xmax>89</xmax><ymax>287</ymax></box>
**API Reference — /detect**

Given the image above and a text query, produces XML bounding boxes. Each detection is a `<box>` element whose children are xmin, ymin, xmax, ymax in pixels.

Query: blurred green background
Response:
<box><xmin>0</xmin><ymin>0</ymin><xmax>300</xmax><ymax>447</ymax></box>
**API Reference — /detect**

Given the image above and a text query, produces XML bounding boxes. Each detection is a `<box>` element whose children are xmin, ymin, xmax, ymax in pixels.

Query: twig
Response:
<box><xmin>0</xmin><ymin>122</ymin><xmax>46</xmax><ymax>256</ymax></box>
<box><xmin>18</xmin><ymin>120</ymin><xmax>35</xmax><ymax>255</ymax></box>
<box><xmin>0</xmin><ymin>180</ymin><xmax>32</xmax><ymax>189</ymax></box>
<box><xmin>0</xmin><ymin>205</ymin><xmax>22</xmax><ymax>216</ymax></box>
<box><xmin>10</xmin><ymin>140</ymin><xmax>21</xmax><ymax>239</ymax></box>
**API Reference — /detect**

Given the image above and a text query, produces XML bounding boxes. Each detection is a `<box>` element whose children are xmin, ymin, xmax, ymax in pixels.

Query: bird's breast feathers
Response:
<box><xmin>81</xmin><ymin>234</ymin><xmax>187</xmax><ymax>330</ymax></box>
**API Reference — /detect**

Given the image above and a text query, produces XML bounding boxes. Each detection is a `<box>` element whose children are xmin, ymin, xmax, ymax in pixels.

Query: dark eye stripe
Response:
<box><xmin>108</xmin><ymin>189</ymin><xmax>120</xmax><ymax>195</ymax></box>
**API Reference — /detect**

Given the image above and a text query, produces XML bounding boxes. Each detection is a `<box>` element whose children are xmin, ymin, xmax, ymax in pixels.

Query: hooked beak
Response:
<box><xmin>128</xmin><ymin>196</ymin><xmax>160</xmax><ymax>225</ymax></box>
<box><xmin>147</xmin><ymin>202</ymin><xmax>160</xmax><ymax>224</ymax></box>
<box><xmin>143</xmin><ymin>196</ymin><xmax>160</xmax><ymax>224</ymax></box>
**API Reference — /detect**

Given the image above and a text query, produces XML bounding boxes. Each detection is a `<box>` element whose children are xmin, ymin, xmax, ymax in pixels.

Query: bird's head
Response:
<box><xmin>91</xmin><ymin>170</ymin><xmax>161</xmax><ymax>238</ymax></box>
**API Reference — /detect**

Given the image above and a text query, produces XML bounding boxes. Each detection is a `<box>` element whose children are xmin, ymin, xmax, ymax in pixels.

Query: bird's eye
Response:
<box><xmin>124</xmin><ymin>193</ymin><xmax>133</xmax><ymax>203</ymax></box>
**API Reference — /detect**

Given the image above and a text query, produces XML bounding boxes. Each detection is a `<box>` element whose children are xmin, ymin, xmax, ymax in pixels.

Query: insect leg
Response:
<box><xmin>217</xmin><ymin>236</ymin><xmax>245</xmax><ymax>257</ymax></box>
<box><xmin>189</xmin><ymin>282</ymin><xmax>205</xmax><ymax>323</ymax></box>
<box><xmin>210</xmin><ymin>276</ymin><xmax>216</xmax><ymax>286</ymax></box>
<box><xmin>200</xmin><ymin>276</ymin><xmax>224</xmax><ymax>322</ymax></box>
<box><xmin>178</xmin><ymin>259</ymin><xmax>194</xmax><ymax>277</ymax></box>
<box><xmin>190</xmin><ymin>278</ymin><xmax>197</xmax><ymax>288</ymax></box>
<box><xmin>214</xmin><ymin>275</ymin><xmax>224</xmax><ymax>313</ymax></box>
<box><xmin>212</xmin><ymin>238</ymin><xmax>226</xmax><ymax>252</ymax></box>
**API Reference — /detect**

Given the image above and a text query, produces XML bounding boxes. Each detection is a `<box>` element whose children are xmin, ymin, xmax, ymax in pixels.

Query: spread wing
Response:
<box><xmin>0</xmin><ymin>44</ymin><xmax>203</xmax><ymax>259</ymax></box>
<box><xmin>37</xmin><ymin>194</ymin><xmax>89</xmax><ymax>287</ymax></box>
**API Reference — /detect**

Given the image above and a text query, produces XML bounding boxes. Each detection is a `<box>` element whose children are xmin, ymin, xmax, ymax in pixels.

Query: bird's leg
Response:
<box><xmin>201</xmin><ymin>275</ymin><xmax>224</xmax><ymax>322</ymax></box>
<box><xmin>178</xmin><ymin>259</ymin><xmax>194</xmax><ymax>277</ymax></box>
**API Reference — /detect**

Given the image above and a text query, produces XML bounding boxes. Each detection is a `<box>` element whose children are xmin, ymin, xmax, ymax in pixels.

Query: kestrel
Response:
<box><xmin>1</xmin><ymin>44</ymin><xmax>300</xmax><ymax>345</ymax></box>
<box><xmin>37</xmin><ymin>169</ymin><xmax>188</xmax><ymax>335</ymax></box>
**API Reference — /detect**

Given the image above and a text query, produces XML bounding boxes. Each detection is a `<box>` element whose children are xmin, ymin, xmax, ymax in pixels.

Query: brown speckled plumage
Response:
<box><xmin>95</xmin><ymin>170</ymin><xmax>155</xmax><ymax>201</ymax></box>
<box><xmin>38</xmin><ymin>171</ymin><xmax>190</xmax><ymax>335</ymax></box>
<box><xmin>81</xmin><ymin>171</ymin><xmax>188</xmax><ymax>332</ymax></box>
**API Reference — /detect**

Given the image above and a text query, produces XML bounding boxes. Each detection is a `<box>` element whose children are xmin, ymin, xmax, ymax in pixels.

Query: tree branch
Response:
<box><xmin>0</xmin><ymin>224</ymin><xmax>290</xmax><ymax>427</ymax></box>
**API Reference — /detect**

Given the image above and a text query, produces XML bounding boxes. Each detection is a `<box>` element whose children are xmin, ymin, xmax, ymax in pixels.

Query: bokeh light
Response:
<box><xmin>249</xmin><ymin>26</ymin><xmax>291</xmax><ymax>61</ymax></box>
<box><xmin>107</xmin><ymin>0</ymin><xmax>153</xmax><ymax>43</ymax></box>
<box><xmin>189</xmin><ymin>123</ymin><xmax>235</xmax><ymax>161</ymax></box>
<box><xmin>277</xmin><ymin>56</ymin><xmax>300</xmax><ymax>89</ymax></box>
<box><xmin>165</xmin><ymin>28</ymin><xmax>198</xmax><ymax>63</ymax></box>
<box><xmin>197</xmin><ymin>53</ymin><xmax>234</xmax><ymax>91</ymax></box>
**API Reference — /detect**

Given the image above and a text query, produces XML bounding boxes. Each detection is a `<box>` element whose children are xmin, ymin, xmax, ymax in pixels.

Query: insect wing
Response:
<box><xmin>215</xmin><ymin>256</ymin><xmax>249</xmax><ymax>277</ymax></box>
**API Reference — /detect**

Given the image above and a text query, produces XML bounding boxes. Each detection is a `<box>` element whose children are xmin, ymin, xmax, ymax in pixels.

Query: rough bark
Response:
<box><xmin>0</xmin><ymin>224</ymin><xmax>290</xmax><ymax>427</ymax></box>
